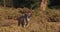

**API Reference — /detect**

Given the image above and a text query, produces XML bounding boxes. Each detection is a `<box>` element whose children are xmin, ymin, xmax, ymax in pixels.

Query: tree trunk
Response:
<box><xmin>3</xmin><ymin>0</ymin><xmax>6</xmax><ymax>8</ymax></box>
<box><xmin>40</xmin><ymin>0</ymin><xmax>48</xmax><ymax>11</ymax></box>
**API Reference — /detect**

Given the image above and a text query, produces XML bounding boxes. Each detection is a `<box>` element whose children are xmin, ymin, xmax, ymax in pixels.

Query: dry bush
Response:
<box><xmin>44</xmin><ymin>9</ymin><xmax>60</xmax><ymax>22</ymax></box>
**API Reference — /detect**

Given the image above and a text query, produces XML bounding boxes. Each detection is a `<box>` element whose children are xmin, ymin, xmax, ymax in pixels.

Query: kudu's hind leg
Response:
<box><xmin>21</xmin><ymin>20</ymin><xmax>25</xmax><ymax>27</ymax></box>
<box><xmin>18</xmin><ymin>20</ymin><xmax>20</xmax><ymax>26</ymax></box>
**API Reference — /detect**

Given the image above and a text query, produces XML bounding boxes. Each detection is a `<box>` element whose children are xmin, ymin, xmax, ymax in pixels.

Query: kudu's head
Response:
<box><xmin>25</xmin><ymin>11</ymin><xmax>32</xmax><ymax>17</ymax></box>
<box><xmin>24</xmin><ymin>10</ymin><xmax>32</xmax><ymax>21</ymax></box>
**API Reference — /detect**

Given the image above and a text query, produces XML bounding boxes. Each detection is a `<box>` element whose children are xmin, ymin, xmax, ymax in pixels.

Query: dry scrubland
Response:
<box><xmin>0</xmin><ymin>7</ymin><xmax>60</xmax><ymax>32</ymax></box>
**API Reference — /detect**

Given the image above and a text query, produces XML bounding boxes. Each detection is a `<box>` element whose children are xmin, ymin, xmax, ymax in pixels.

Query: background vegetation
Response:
<box><xmin>0</xmin><ymin>0</ymin><xmax>60</xmax><ymax>32</ymax></box>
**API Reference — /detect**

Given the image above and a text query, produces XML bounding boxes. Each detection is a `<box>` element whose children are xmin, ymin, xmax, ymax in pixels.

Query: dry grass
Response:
<box><xmin>0</xmin><ymin>7</ymin><xmax>60</xmax><ymax>32</ymax></box>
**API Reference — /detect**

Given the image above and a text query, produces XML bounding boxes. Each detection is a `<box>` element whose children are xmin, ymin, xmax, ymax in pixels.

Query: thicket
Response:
<box><xmin>0</xmin><ymin>0</ymin><xmax>40</xmax><ymax>9</ymax></box>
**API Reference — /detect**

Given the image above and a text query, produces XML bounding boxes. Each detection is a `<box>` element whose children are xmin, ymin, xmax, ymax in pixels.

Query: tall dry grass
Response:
<box><xmin>0</xmin><ymin>7</ymin><xmax>60</xmax><ymax>32</ymax></box>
